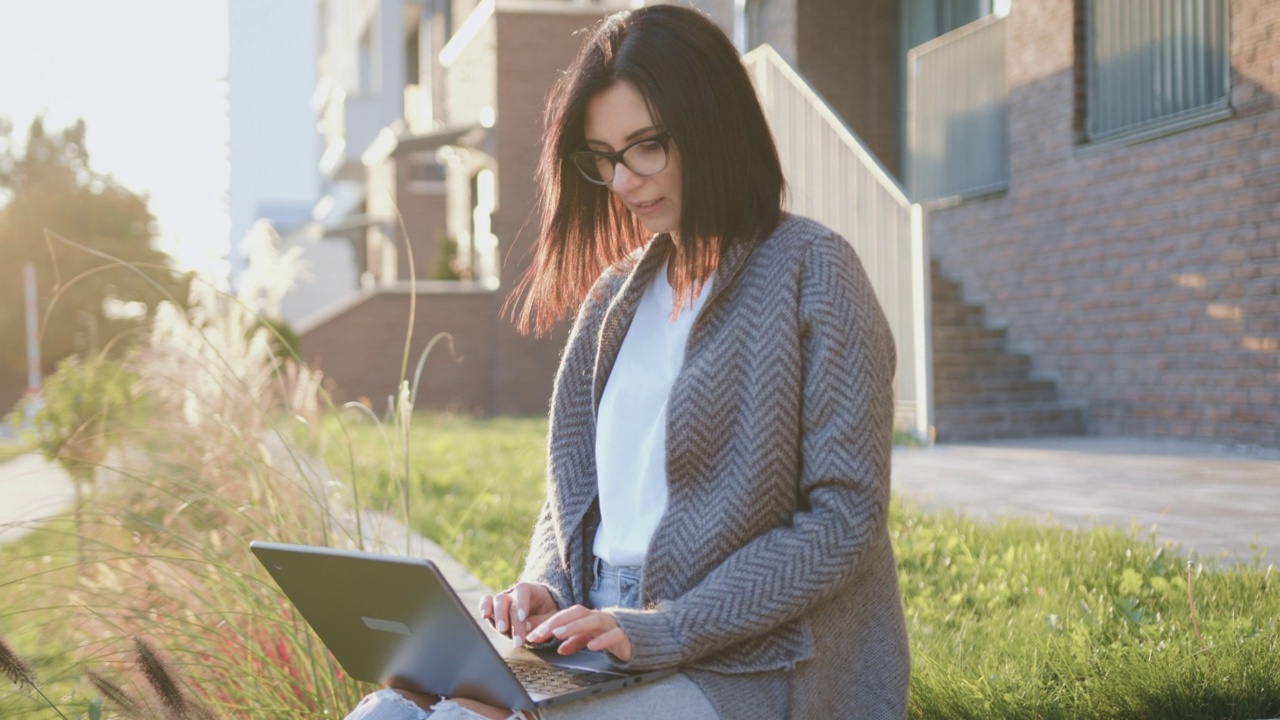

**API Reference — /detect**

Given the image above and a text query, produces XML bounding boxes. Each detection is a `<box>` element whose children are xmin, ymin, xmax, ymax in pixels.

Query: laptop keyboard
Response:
<box><xmin>505</xmin><ymin>658</ymin><xmax>618</xmax><ymax>695</ymax></box>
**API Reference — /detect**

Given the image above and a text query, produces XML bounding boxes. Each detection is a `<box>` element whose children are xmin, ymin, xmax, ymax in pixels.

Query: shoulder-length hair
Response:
<box><xmin>508</xmin><ymin>4</ymin><xmax>785</xmax><ymax>336</ymax></box>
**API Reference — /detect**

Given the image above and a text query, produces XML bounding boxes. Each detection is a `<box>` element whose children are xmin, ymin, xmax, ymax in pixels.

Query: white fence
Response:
<box><xmin>744</xmin><ymin>45</ymin><xmax>933</xmax><ymax>442</ymax></box>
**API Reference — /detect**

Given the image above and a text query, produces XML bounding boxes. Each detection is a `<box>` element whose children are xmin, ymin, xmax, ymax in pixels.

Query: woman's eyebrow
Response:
<box><xmin>583</xmin><ymin>126</ymin><xmax>662</xmax><ymax>149</ymax></box>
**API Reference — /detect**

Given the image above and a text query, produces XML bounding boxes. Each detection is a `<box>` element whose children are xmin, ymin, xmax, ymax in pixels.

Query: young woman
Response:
<box><xmin>347</xmin><ymin>5</ymin><xmax>908</xmax><ymax>719</ymax></box>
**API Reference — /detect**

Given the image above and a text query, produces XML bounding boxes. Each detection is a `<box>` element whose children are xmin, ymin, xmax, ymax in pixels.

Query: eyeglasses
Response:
<box><xmin>569</xmin><ymin>133</ymin><xmax>671</xmax><ymax>186</ymax></box>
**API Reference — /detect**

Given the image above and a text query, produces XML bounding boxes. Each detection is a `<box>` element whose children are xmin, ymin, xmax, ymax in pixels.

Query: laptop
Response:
<box><xmin>249</xmin><ymin>541</ymin><xmax>674</xmax><ymax>712</ymax></box>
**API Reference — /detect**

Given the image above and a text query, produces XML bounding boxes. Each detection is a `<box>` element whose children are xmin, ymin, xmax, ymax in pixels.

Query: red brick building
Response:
<box><xmin>917</xmin><ymin>0</ymin><xmax>1278</xmax><ymax>446</ymax></box>
<box><xmin>298</xmin><ymin>0</ymin><xmax>1277</xmax><ymax>447</ymax></box>
<box><xmin>300</xmin><ymin>1</ymin><xmax>599</xmax><ymax>416</ymax></box>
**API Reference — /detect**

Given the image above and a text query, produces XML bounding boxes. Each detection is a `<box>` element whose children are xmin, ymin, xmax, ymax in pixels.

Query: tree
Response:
<box><xmin>0</xmin><ymin>117</ymin><xmax>187</xmax><ymax>411</ymax></box>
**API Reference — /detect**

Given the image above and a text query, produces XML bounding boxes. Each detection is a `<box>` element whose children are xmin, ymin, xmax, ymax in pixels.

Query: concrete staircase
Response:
<box><xmin>931</xmin><ymin>261</ymin><xmax>1087</xmax><ymax>441</ymax></box>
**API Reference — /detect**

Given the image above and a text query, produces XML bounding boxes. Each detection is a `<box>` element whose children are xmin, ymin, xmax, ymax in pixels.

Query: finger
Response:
<box><xmin>549</xmin><ymin>611</ymin><xmax>614</xmax><ymax>641</ymax></box>
<box><xmin>512</xmin><ymin>584</ymin><xmax>528</xmax><ymax>624</ymax></box>
<box><xmin>586</xmin><ymin>628</ymin><xmax>632</xmax><ymax>662</ymax></box>
<box><xmin>491</xmin><ymin>593</ymin><xmax>513</xmax><ymax>635</ymax></box>
<box><xmin>526</xmin><ymin>605</ymin><xmax>589</xmax><ymax>643</ymax></box>
<box><xmin>478</xmin><ymin>594</ymin><xmax>494</xmax><ymax>622</ymax></box>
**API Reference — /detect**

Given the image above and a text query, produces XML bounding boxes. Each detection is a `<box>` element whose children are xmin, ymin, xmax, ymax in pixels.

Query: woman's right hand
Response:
<box><xmin>479</xmin><ymin>582</ymin><xmax>559</xmax><ymax>647</ymax></box>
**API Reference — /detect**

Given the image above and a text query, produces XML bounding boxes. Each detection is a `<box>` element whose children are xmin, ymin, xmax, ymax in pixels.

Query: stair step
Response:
<box><xmin>929</xmin><ymin>260</ymin><xmax>1087</xmax><ymax>441</ymax></box>
<box><xmin>932</xmin><ymin>303</ymin><xmax>986</xmax><ymax>327</ymax></box>
<box><xmin>932</xmin><ymin>325</ymin><xmax>1008</xmax><ymax>352</ymax></box>
<box><xmin>934</xmin><ymin>378</ymin><xmax>1061</xmax><ymax>406</ymax></box>
<box><xmin>933</xmin><ymin>359</ymin><xmax>1034</xmax><ymax>383</ymax></box>
<box><xmin>933</xmin><ymin>402</ymin><xmax>1088</xmax><ymax>442</ymax></box>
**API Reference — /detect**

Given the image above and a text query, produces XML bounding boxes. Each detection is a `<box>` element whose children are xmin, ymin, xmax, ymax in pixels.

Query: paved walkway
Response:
<box><xmin>0</xmin><ymin>450</ymin><xmax>78</xmax><ymax>544</ymax></box>
<box><xmin>892</xmin><ymin>436</ymin><xmax>1280</xmax><ymax>565</ymax></box>
<box><xmin>4</xmin><ymin>436</ymin><xmax>1278</xmax><ymax>571</ymax></box>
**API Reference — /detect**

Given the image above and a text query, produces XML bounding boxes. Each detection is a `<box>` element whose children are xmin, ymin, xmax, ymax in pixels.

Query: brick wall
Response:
<box><xmin>303</xmin><ymin>6</ymin><xmax>596</xmax><ymax>418</ymax></box>
<box><xmin>925</xmin><ymin>0</ymin><xmax>1280</xmax><ymax>446</ymax></box>
<box><xmin>301</xmin><ymin>288</ymin><xmax>499</xmax><ymax>413</ymax></box>
<box><xmin>393</xmin><ymin>158</ymin><xmax>447</xmax><ymax>281</ymax></box>
<box><xmin>490</xmin><ymin>9</ymin><xmax>601</xmax><ymax>415</ymax></box>
<box><xmin>796</xmin><ymin>0</ymin><xmax>901</xmax><ymax>176</ymax></box>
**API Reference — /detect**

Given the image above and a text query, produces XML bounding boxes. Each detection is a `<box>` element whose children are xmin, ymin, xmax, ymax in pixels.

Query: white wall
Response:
<box><xmin>227</xmin><ymin>0</ymin><xmax>322</xmax><ymax>284</ymax></box>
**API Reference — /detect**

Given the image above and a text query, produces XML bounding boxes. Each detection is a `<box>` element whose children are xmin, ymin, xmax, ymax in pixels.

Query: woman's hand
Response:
<box><xmin>479</xmin><ymin>582</ymin><xmax>559</xmax><ymax>647</ymax></box>
<box><xmin>526</xmin><ymin>605</ymin><xmax>633</xmax><ymax>663</ymax></box>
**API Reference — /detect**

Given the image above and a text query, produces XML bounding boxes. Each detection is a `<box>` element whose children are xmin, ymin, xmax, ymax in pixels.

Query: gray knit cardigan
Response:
<box><xmin>521</xmin><ymin>215</ymin><xmax>910</xmax><ymax>719</ymax></box>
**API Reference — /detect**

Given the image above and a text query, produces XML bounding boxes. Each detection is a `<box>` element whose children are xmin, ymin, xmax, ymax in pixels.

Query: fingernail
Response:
<box><xmin>552</xmin><ymin>626</ymin><xmax>567</xmax><ymax>638</ymax></box>
<box><xmin>513</xmin><ymin>634</ymin><xmax>523</xmax><ymax>648</ymax></box>
<box><xmin>517</xmin><ymin>608</ymin><xmax>527</xmax><ymax>622</ymax></box>
<box><xmin>496</xmin><ymin>619</ymin><xmax>507</xmax><ymax>634</ymax></box>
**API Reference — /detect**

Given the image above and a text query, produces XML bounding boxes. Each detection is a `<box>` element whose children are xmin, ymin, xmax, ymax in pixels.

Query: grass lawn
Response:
<box><xmin>329</xmin><ymin>412</ymin><xmax>1280</xmax><ymax>720</ymax></box>
<box><xmin>3</xmin><ymin>410</ymin><xmax>1275</xmax><ymax>719</ymax></box>
<box><xmin>322</xmin><ymin>412</ymin><xmax>549</xmax><ymax>591</ymax></box>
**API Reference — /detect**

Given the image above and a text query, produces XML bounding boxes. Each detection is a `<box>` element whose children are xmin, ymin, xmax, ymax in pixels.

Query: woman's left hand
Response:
<box><xmin>525</xmin><ymin>605</ymin><xmax>633</xmax><ymax>662</ymax></box>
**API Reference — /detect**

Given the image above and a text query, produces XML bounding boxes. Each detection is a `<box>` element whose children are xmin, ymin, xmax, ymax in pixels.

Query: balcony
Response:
<box><xmin>318</xmin><ymin>87</ymin><xmax>400</xmax><ymax>181</ymax></box>
<box><xmin>906</xmin><ymin>14</ymin><xmax>1009</xmax><ymax>204</ymax></box>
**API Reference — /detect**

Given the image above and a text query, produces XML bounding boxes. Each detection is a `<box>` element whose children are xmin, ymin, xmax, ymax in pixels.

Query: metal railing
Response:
<box><xmin>744</xmin><ymin>45</ymin><xmax>933</xmax><ymax>442</ymax></box>
<box><xmin>906</xmin><ymin>14</ymin><xmax>1008</xmax><ymax>203</ymax></box>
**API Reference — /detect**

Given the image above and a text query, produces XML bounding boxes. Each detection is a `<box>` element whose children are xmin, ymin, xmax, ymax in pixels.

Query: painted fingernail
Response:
<box><xmin>552</xmin><ymin>626</ymin><xmax>567</xmax><ymax>638</ymax></box>
<box><xmin>517</xmin><ymin>608</ymin><xmax>527</xmax><ymax>622</ymax></box>
<box><xmin>496</xmin><ymin>619</ymin><xmax>507</xmax><ymax>634</ymax></box>
<box><xmin>513</xmin><ymin>634</ymin><xmax>523</xmax><ymax>648</ymax></box>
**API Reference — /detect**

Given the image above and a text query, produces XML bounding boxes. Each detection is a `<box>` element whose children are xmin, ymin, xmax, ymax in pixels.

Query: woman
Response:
<box><xmin>348</xmin><ymin>5</ymin><xmax>908</xmax><ymax>719</ymax></box>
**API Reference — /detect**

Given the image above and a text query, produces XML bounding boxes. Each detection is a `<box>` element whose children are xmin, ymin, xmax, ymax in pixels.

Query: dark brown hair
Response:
<box><xmin>508</xmin><ymin>4</ymin><xmax>785</xmax><ymax>335</ymax></box>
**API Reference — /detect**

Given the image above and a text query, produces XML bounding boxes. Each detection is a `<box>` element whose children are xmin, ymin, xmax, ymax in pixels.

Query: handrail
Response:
<box><xmin>744</xmin><ymin>44</ymin><xmax>933</xmax><ymax>442</ymax></box>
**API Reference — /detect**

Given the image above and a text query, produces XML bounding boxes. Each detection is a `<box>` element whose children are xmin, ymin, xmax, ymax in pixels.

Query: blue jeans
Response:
<box><xmin>589</xmin><ymin>558</ymin><xmax>642</xmax><ymax>610</ymax></box>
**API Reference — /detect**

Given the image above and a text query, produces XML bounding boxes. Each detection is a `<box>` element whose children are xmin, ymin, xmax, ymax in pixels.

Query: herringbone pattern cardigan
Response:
<box><xmin>522</xmin><ymin>215</ymin><xmax>910</xmax><ymax>719</ymax></box>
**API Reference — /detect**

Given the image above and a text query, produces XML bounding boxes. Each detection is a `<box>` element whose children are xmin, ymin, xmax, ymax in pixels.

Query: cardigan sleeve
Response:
<box><xmin>517</xmin><ymin>267</ymin><xmax>622</xmax><ymax>609</ymax></box>
<box><xmin>609</xmin><ymin>231</ymin><xmax>898</xmax><ymax>670</ymax></box>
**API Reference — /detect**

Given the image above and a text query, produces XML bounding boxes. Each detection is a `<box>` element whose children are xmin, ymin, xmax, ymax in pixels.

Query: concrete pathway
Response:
<box><xmin>0</xmin><ymin>450</ymin><xmax>78</xmax><ymax>545</ymax></box>
<box><xmin>893</xmin><ymin>436</ymin><xmax>1280</xmax><ymax>565</ymax></box>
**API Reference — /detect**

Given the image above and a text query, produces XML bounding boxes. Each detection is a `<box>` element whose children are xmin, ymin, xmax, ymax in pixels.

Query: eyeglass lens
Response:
<box><xmin>573</xmin><ymin>137</ymin><xmax>668</xmax><ymax>184</ymax></box>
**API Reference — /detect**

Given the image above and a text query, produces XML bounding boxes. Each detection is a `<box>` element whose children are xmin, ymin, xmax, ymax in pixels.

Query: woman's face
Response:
<box><xmin>582</xmin><ymin>81</ymin><xmax>682</xmax><ymax>236</ymax></box>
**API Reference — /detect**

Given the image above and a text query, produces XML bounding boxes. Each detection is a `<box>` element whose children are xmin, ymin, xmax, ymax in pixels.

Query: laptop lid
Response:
<box><xmin>249</xmin><ymin>541</ymin><xmax>671</xmax><ymax>711</ymax></box>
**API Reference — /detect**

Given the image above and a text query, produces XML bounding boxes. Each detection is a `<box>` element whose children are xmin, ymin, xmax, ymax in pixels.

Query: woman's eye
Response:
<box><xmin>636</xmin><ymin>141</ymin><xmax>663</xmax><ymax>153</ymax></box>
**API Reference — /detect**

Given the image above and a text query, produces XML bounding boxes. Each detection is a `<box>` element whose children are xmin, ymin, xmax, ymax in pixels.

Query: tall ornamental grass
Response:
<box><xmin>0</xmin><ymin>226</ymin><xmax>395</xmax><ymax>718</ymax></box>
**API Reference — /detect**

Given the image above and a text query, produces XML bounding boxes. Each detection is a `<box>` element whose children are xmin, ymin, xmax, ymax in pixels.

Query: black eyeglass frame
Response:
<box><xmin>568</xmin><ymin>132</ymin><xmax>672</xmax><ymax>186</ymax></box>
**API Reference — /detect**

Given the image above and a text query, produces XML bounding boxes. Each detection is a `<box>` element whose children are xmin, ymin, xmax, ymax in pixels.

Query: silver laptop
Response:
<box><xmin>249</xmin><ymin>541</ymin><xmax>674</xmax><ymax>712</ymax></box>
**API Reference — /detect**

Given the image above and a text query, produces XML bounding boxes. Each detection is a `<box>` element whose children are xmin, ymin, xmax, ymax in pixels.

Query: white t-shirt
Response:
<box><xmin>592</xmin><ymin>264</ymin><xmax>713</xmax><ymax>567</ymax></box>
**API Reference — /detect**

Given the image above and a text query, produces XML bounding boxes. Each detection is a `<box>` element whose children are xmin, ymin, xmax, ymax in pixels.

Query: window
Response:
<box><xmin>1083</xmin><ymin>0</ymin><xmax>1231</xmax><ymax>143</ymax></box>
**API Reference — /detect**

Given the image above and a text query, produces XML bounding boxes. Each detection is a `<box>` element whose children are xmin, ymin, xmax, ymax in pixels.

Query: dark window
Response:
<box><xmin>1082</xmin><ymin>0</ymin><xmax>1231</xmax><ymax>143</ymax></box>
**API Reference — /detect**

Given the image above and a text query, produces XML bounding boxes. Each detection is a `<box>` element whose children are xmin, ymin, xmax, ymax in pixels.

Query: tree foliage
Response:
<box><xmin>0</xmin><ymin>117</ymin><xmax>187</xmax><ymax>410</ymax></box>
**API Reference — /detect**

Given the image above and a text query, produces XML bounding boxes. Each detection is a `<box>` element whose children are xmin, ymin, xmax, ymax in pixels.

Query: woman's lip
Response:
<box><xmin>630</xmin><ymin>198</ymin><xmax>664</xmax><ymax>216</ymax></box>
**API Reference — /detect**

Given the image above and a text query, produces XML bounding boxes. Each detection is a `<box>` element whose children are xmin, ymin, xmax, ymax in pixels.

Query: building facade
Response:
<box><xmin>915</xmin><ymin>0</ymin><xmax>1278</xmax><ymax>446</ymax></box>
<box><xmin>291</xmin><ymin>0</ymin><xmax>1278</xmax><ymax>446</ymax></box>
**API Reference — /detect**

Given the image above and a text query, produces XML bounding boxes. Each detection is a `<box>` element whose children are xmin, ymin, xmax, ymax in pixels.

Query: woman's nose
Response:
<box><xmin>610</xmin><ymin>162</ymin><xmax>641</xmax><ymax>193</ymax></box>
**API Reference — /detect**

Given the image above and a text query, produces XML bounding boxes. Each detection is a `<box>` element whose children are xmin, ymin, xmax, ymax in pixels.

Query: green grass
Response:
<box><xmin>4</xmin><ymin>404</ymin><xmax>1276</xmax><ymax>719</ymax></box>
<box><xmin>895</xmin><ymin>505</ymin><xmax>1279</xmax><ymax>719</ymax></box>
<box><xmin>329</xmin><ymin>413</ymin><xmax>1280</xmax><ymax>720</ymax></box>
<box><xmin>322</xmin><ymin>413</ymin><xmax>548</xmax><ymax>590</ymax></box>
